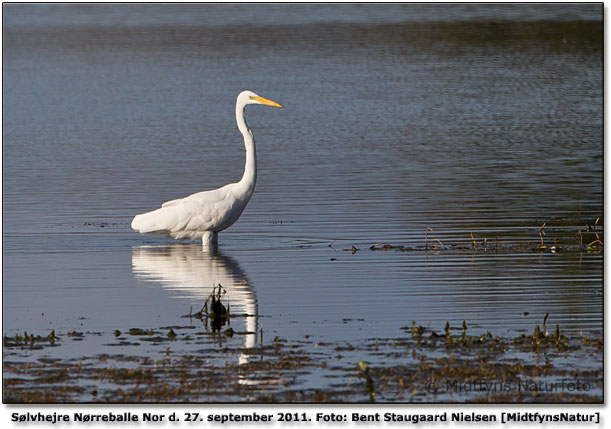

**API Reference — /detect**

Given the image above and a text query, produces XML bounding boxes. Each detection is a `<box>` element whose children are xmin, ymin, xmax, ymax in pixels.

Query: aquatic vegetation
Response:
<box><xmin>128</xmin><ymin>328</ymin><xmax>155</xmax><ymax>336</ymax></box>
<box><xmin>582</xmin><ymin>217</ymin><xmax>603</xmax><ymax>251</ymax></box>
<box><xmin>3</xmin><ymin>331</ymin><xmax>58</xmax><ymax>348</ymax></box>
<box><xmin>3</xmin><ymin>316</ymin><xmax>602</xmax><ymax>403</ymax></box>
<box><xmin>357</xmin><ymin>361</ymin><xmax>375</xmax><ymax>402</ymax></box>
<box><xmin>367</xmin><ymin>218</ymin><xmax>603</xmax><ymax>254</ymax></box>
<box><xmin>422</xmin><ymin>227</ymin><xmax>445</xmax><ymax>251</ymax></box>
<box><xmin>187</xmin><ymin>284</ymin><xmax>232</xmax><ymax>335</ymax></box>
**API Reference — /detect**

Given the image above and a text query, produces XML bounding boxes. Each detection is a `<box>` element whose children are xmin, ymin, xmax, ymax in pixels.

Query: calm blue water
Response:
<box><xmin>3</xmin><ymin>3</ymin><xmax>602</xmax><ymax>372</ymax></box>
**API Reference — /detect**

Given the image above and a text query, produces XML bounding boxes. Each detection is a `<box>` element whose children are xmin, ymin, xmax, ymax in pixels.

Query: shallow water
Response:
<box><xmin>3</xmin><ymin>3</ymin><xmax>603</xmax><ymax>381</ymax></box>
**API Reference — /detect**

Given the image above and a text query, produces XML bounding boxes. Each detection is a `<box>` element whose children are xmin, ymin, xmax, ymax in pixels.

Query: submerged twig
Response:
<box><xmin>425</xmin><ymin>227</ymin><xmax>434</xmax><ymax>250</ymax></box>
<box><xmin>539</xmin><ymin>223</ymin><xmax>546</xmax><ymax>247</ymax></box>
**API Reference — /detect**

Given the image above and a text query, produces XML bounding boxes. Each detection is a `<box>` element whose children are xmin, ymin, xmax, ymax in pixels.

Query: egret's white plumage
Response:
<box><xmin>131</xmin><ymin>90</ymin><xmax>283</xmax><ymax>246</ymax></box>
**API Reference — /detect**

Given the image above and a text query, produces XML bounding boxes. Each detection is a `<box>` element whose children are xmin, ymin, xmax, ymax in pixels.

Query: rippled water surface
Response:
<box><xmin>3</xmin><ymin>4</ymin><xmax>603</xmax><ymax>367</ymax></box>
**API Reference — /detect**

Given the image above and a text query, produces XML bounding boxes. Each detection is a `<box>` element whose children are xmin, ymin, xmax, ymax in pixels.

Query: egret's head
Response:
<box><xmin>239</xmin><ymin>90</ymin><xmax>283</xmax><ymax>108</ymax></box>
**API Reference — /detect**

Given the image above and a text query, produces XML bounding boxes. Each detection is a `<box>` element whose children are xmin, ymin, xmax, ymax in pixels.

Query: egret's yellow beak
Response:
<box><xmin>252</xmin><ymin>96</ymin><xmax>284</xmax><ymax>108</ymax></box>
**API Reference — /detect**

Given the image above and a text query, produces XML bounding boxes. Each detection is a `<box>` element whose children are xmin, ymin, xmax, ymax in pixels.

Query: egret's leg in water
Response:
<box><xmin>202</xmin><ymin>231</ymin><xmax>218</xmax><ymax>249</ymax></box>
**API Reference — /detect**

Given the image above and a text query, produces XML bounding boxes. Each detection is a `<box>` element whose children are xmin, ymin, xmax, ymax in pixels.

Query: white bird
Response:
<box><xmin>131</xmin><ymin>90</ymin><xmax>283</xmax><ymax>247</ymax></box>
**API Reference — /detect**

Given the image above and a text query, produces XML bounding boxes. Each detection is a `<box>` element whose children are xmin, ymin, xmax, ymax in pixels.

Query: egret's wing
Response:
<box><xmin>161</xmin><ymin>198</ymin><xmax>184</xmax><ymax>208</ymax></box>
<box><xmin>132</xmin><ymin>187</ymin><xmax>234</xmax><ymax>234</ymax></box>
<box><xmin>132</xmin><ymin>200</ymin><xmax>217</xmax><ymax>234</ymax></box>
<box><xmin>162</xmin><ymin>184</ymin><xmax>231</xmax><ymax>208</ymax></box>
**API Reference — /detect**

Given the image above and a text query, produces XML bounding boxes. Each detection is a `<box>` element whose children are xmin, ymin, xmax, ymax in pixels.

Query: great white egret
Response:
<box><xmin>131</xmin><ymin>90</ymin><xmax>283</xmax><ymax>247</ymax></box>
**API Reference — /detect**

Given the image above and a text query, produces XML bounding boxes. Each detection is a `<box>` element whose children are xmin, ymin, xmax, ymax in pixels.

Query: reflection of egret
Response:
<box><xmin>131</xmin><ymin>91</ymin><xmax>283</xmax><ymax>249</ymax></box>
<box><xmin>132</xmin><ymin>244</ymin><xmax>282</xmax><ymax>389</ymax></box>
<box><xmin>131</xmin><ymin>244</ymin><xmax>258</xmax><ymax>351</ymax></box>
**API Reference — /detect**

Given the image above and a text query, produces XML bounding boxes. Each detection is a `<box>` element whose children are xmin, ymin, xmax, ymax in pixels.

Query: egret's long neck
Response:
<box><xmin>236</xmin><ymin>103</ymin><xmax>256</xmax><ymax>194</ymax></box>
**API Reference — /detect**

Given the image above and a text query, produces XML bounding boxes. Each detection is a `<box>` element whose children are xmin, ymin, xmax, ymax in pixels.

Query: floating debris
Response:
<box><xmin>369</xmin><ymin>243</ymin><xmax>411</xmax><ymax>252</ymax></box>
<box><xmin>128</xmin><ymin>328</ymin><xmax>153</xmax><ymax>336</ymax></box>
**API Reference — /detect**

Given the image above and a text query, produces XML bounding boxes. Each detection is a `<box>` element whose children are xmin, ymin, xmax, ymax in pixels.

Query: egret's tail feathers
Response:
<box><xmin>131</xmin><ymin>209</ymin><xmax>169</xmax><ymax>234</ymax></box>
